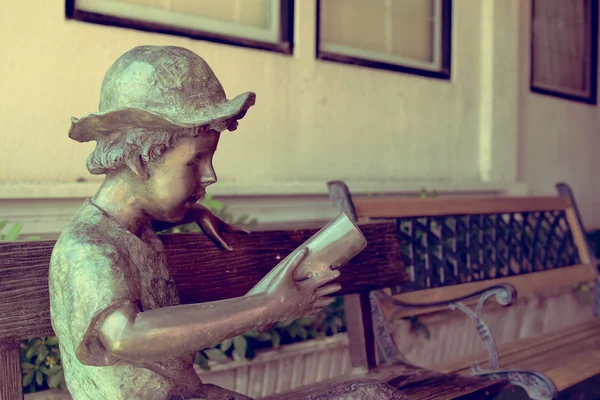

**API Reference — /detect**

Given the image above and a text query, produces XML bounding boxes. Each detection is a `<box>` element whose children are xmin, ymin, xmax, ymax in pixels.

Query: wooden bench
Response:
<box><xmin>326</xmin><ymin>180</ymin><xmax>600</xmax><ymax>400</ymax></box>
<box><xmin>0</xmin><ymin>217</ymin><xmax>513</xmax><ymax>399</ymax></box>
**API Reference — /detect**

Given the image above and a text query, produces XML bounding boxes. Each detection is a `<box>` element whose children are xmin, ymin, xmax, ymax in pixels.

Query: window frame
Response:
<box><xmin>529</xmin><ymin>0</ymin><xmax>599</xmax><ymax>105</ymax></box>
<box><xmin>65</xmin><ymin>0</ymin><xmax>295</xmax><ymax>55</ymax></box>
<box><xmin>315</xmin><ymin>0</ymin><xmax>452</xmax><ymax>80</ymax></box>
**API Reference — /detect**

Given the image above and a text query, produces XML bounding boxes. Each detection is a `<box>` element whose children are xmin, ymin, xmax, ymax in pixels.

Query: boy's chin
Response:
<box><xmin>152</xmin><ymin>205</ymin><xmax>188</xmax><ymax>223</ymax></box>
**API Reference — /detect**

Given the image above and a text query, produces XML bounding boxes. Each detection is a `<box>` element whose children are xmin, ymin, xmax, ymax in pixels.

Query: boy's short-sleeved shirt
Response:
<box><xmin>49</xmin><ymin>199</ymin><xmax>204</xmax><ymax>400</ymax></box>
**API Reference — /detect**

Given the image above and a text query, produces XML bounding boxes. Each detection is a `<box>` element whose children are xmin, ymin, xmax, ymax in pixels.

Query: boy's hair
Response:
<box><xmin>87</xmin><ymin>126</ymin><xmax>203</xmax><ymax>176</ymax></box>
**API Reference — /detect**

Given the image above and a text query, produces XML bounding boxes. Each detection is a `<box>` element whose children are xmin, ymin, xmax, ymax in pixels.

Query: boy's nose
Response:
<box><xmin>200</xmin><ymin>170</ymin><xmax>217</xmax><ymax>187</ymax></box>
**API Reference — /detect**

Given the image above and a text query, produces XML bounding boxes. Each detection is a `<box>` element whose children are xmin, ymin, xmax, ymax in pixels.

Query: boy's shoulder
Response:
<box><xmin>52</xmin><ymin>200</ymin><xmax>122</xmax><ymax>262</ymax></box>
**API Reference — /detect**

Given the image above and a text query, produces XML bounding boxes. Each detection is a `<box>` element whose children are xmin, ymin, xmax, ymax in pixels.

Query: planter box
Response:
<box><xmin>197</xmin><ymin>333</ymin><xmax>351</xmax><ymax>398</ymax></box>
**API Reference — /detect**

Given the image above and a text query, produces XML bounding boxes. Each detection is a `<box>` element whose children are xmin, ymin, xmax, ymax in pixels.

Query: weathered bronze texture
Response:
<box><xmin>49</xmin><ymin>46</ymin><xmax>360</xmax><ymax>399</ymax></box>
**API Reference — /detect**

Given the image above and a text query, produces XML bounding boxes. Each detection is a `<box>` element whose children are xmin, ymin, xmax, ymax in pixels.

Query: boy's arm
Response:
<box><xmin>97</xmin><ymin>248</ymin><xmax>340</xmax><ymax>363</ymax></box>
<box><xmin>98</xmin><ymin>293</ymin><xmax>274</xmax><ymax>362</ymax></box>
<box><xmin>151</xmin><ymin>203</ymin><xmax>248</xmax><ymax>251</ymax></box>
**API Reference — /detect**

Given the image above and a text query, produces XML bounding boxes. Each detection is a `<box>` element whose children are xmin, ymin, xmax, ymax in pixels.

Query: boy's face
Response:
<box><xmin>140</xmin><ymin>131</ymin><xmax>220</xmax><ymax>222</ymax></box>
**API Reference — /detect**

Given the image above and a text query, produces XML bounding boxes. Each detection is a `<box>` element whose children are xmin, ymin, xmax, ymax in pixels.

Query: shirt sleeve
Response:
<box><xmin>59</xmin><ymin>240</ymin><xmax>140</xmax><ymax>366</ymax></box>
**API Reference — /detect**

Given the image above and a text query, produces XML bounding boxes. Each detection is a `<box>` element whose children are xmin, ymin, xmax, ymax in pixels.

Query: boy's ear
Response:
<box><xmin>125</xmin><ymin>154</ymin><xmax>150</xmax><ymax>180</ymax></box>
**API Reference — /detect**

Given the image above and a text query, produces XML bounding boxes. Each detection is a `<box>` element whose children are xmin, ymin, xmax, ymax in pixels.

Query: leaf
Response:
<box><xmin>254</xmin><ymin>333</ymin><xmax>272</xmax><ymax>342</ymax></box>
<box><xmin>297</xmin><ymin>316</ymin><xmax>317</xmax><ymax>326</ymax></box>
<box><xmin>220</xmin><ymin>338</ymin><xmax>233</xmax><ymax>353</ymax></box>
<box><xmin>235</xmin><ymin>215</ymin><xmax>249</xmax><ymax>225</ymax></box>
<box><xmin>288</xmin><ymin>324</ymin><xmax>300</xmax><ymax>338</ymax></box>
<box><xmin>202</xmin><ymin>196</ymin><xmax>224</xmax><ymax>211</ymax></box>
<box><xmin>4</xmin><ymin>223</ymin><xmax>23</xmax><ymax>241</ymax></box>
<box><xmin>243</xmin><ymin>330</ymin><xmax>271</xmax><ymax>341</ymax></box>
<box><xmin>297</xmin><ymin>326</ymin><xmax>308</xmax><ymax>340</ymax></box>
<box><xmin>36</xmin><ymin>370</ymin><xmax>43</xmax><ymax>386</ymax></box>
<box><xmin>23</xmin><ymin>370</ymin><xmax>35</xmax><ymax>387</ymax></box>
<box><xmin>38</xmin><ymin>344</ymin><xmax>49</xmax><ymax>362</ymax></box>
<box><xmin>47</xmin><ymin>369</ymin><xmax>64</xmax><ymax>389</ymax></box>
<box><xmin>194</xmin><ymin>352</ymin><xmax>210</xmax><ymax>371</ymax></box>
<box><xmin>48</xmin><ymin>365</ymin><xmax>63</xmax><ymax>376</ymax></box>
<box><xmin>271</xmin><ymin>330</ymin><xmax>281</xmax><ymax>348</ymax></box>
<box><xmin>0</xmin><ymin>220</ymin><xmax>8</xmax><ymax>234</ymax></box>
<box><xmin>46</xmin><ymin>336</ymin><xmax>59</xmax><ymax>346</ymax></box>
<box><xmin>233</xmin><ymin>335</ymin><xmax>248</xmax><ymax>360</ymax></box>
<box><xmin>275</xmin><ymin>320</ymin><xmax>294</xmax><ymax>328</ymax></box>
<box><xmin>308</xmin><ymin>328</ymin><xmax>321</xmax><ymax>339</ymax></box>
<box><xmin>26</xmin><ymin>342</ymin><xmax>39</xmax><ymax>360</ymax></box>
<box><xmin>204</xmin><ymin>348</ymin><xmax>228</xmax><ymax>362</ymax></box>
<box><xmin>39</xmin><ymin>366</ymin><xmax>49</xmax><ymax>375</ymax></box>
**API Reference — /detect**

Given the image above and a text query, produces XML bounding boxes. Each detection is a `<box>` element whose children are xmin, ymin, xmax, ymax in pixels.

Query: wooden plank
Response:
<box><xmin>435</xmin><ymin>319</ymin><xmax>600</xmax><ymax>374</ymax></box>
<box><xmin>264</xmin><ymin>361</ymin><xmax>508</xmax><ymax>400</ymax></box>
<box><xmin>566</xmin><ymin>208</ymin><xmax>594</xmax><ymax>265</ymax></box>
<box><xmin>353</xmin><ymin>196</ymin><xmax>570</xmax><ymax>219</ymax></box>
<box><xmin>553</xmin><ymin>359</ymin><xmax>600</xmax><ymax>397</ymax></box>
<box><xmin>0</xmin><ymin>341</ymin><xmax>23</xmax><ymax>400</ymax></box>
<box><xmin>434</xmin><ymin>319</ymin><xmax>600</xmax><ymax>393</ymax></box>
<box><xmin>379</xmin><ymin>264</ymin><xmax>597</xmax><ymax>319</ymax></box>
<box><xmin>0</xmin><ymin>221</ymin><xmax>406</xmax><ymax>341</ymax></box>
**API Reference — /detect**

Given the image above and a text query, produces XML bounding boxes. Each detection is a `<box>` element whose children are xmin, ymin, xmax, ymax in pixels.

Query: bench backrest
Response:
<box><xmin>327</xmin><ymin>181</ymin><xmax>599</xmax><ymax>370</ymax></box>
<box><xmin>0</xmin><ymin>222</ymin><xmax>406</xmax><ymax>400</ymax></box>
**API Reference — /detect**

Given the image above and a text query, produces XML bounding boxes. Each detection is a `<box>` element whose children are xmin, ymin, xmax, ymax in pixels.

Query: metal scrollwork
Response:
<box><xmin>375</xmin><ymin>284</ymin><xmax>557</xmax><ymax>400</ymax></box>
<box><xmin>471</xmin><ymin>366</ymin><xmax>558</xmax><ymax>400</ymax></box>
<box><xmin>448</xmin><ymin>284</ymin><xmax>517</xmax><ymax>369</ymax></box>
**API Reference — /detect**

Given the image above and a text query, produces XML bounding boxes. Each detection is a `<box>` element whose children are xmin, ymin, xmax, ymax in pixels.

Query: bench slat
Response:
<box><xmin>436</xmin><ymin>319</ymin><xmax>600</xmax><ymax>391</ymax></box>
<box><xmin>353</xmin><ymin>196</ymin><xmax>570</xmax><ymax>219</ymax></box>
<box><xmin>0</xmin><ymin>221</ymin><xmax>406</xmax><ymax>341</ymax></box>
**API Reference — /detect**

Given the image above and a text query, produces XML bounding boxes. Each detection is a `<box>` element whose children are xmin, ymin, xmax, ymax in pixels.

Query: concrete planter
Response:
<box><xmin>198</xmin><ymin>333</ymin><xmax>352</xmax><ymax>399</ymax></box>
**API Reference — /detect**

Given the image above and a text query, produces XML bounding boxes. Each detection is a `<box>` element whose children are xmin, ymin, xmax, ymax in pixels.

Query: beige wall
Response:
<box><xmin>0</xmin><ymin>1</ymin><xmax>598</xmax><ymax>228</ymax></box>
<box><xmin>517</xmin><ymin>2</ymin><xmax>600</xmax><ymax>228</ymax></box>
<box><xmin>0</xmin><ymin>1</ymin><xmax>485</xmax><ymax>188</ymax></box>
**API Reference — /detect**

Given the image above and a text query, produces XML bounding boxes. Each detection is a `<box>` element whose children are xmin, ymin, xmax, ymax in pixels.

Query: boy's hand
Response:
<box><xmin>247</xmin><ymin>247</ymin><xmax>342</xmax><ymax>329</ymax></box>
<box><xmin>192</xmin><ymin>204</ymin><xmax>249</xmax><ymax>251</ymax></box>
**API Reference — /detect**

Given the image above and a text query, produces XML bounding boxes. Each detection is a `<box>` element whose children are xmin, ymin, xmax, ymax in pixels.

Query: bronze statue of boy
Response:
<box><xmin>49</xmin><ymin>46</ymin><xmax>342</xmax><ymax>400</ymax></box>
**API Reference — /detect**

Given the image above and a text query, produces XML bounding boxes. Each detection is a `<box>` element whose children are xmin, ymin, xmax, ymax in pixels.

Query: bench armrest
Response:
<box><xmin>373</xmin><ymin>284</ymin><xmax>517</xmax><ymax>369</ymax></box>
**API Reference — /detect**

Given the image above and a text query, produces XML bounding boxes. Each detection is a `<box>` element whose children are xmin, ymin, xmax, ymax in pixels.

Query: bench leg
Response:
<box><xmin>0</xmin><ymin>341</ymin><xmax>23</xmax><ymax>400</ymax></box>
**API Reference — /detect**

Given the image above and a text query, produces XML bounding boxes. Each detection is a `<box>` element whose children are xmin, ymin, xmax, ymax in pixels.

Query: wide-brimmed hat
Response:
<box><xmin>68</xmin><ymin>45</ymin><xmax>256</xmax><ymax>142</ymax></box>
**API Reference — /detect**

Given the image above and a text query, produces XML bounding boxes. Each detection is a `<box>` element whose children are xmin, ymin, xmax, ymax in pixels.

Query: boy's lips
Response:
<box><xmin>187</xmin><ymin>192</ymin><xmax>205</xmax><ymax>204</ymax></box>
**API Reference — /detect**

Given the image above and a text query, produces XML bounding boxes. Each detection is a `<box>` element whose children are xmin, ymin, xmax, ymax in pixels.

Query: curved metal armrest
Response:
<box><xmin>378</xmin><ymin>284</ymin><xmax>518</xmax><ymax>322</ymax></box>
<box><xmin>373</xmin><ymin>284</ymin><xmax>557</xmax><ymax>400</ymax></box>
<box><xmin>376</xmin><ymin>284</ymin><xmax>518</xmax><ymax>370</ymax></box>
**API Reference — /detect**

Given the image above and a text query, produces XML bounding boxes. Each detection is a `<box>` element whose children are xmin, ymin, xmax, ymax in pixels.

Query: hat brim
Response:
<box><xmin>68</xmin><ymin>91</ymin><xmax>256</xmax><ymax>142</ymax></box>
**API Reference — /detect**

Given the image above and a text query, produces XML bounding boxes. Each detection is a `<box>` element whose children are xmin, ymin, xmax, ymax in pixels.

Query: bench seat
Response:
<box><xmin>435</xmin><ymin>318</ymin><xmax>600</xmax><ymax>393</ymax></box>
<box><xmin>264</xmin><ymin>362</ymin><xmax>508</xmax><ymax>400</ymax></box>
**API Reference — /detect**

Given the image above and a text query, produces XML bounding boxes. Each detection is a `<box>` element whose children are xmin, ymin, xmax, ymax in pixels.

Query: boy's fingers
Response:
<box><xmin>212</xmin><ymin>235</ymin><xmax>233</xmax><ymax>251</ymax></box>
<box><xmin>305</xmin><ymin>308</ymin><xmax>324</xmax><ymax>316</ymax></box>
<box><xmin>284</xmin><ymin>247</ymin><xmax>309</xmax><ymax>276</ymax></box>
<box><xmin>311</xmin><ymin>269</ymin><xmax>341</xmax><ymax>288</ymax></box>
<box><xmin>224</xmin><ymin>224</ymin><xmax>250</xmax><ymax>234</ymax></box>
<box><xmin>203</xmin><ymin>227</ymin><xmax>233</xmax><ymax>251</ymax></box>
<box><xmin>316</xmin><ymin>284</ymin><xmax>342</xmax><ymax>297</ymax></box>
<box><xmin>268</xmin><ymin>247</ymin><xmax>307</xmax><ymax>285</ymax></box>
<box><xmin>312</xmin><ymin>297</ymin><xmax>336</xmax><ymax>308</ymax></box>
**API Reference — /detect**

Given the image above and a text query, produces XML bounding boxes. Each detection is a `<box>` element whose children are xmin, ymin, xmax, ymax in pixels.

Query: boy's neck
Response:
<box><xmin>92</xmin><ymin>175</ymin><xmax>148</xmax><ymax>237</ymax></box>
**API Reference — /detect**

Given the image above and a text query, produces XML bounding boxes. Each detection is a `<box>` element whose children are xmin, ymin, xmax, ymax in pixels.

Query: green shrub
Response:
<box><xmin>21</xmin><ymin>337</ymin><xmax>65</xmax><ymax>393</ymax></box>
